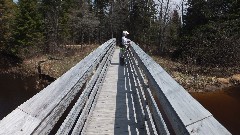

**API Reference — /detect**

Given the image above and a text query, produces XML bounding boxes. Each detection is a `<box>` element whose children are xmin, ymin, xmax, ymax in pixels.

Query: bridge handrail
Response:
<box><xmin>0</xmin><ymin>39</ymin><xmax>116</xmax><ymax>134</ymax></box>
<box><xmin>130</xmin><ymin>42</ymin><xmax>231</xmax><ymax>135</ymax></box>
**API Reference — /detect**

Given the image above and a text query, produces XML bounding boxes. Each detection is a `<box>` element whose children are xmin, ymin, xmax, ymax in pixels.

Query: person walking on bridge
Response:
<box><xmin>122</xmin><ymin>31</ymin><xmax>131</xmax><ymax>49</ymax></box>
<box><xmin>120</xmin><ymin>31</ymin><xmax>131</xmax><ymax>65</ymax></box>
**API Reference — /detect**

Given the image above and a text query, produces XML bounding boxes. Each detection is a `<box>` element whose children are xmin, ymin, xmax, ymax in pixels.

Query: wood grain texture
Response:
<box><xmin>0</xmin><ymin>39</ymin><xmax>231</xmax><ymax>135</ymax></box>
<box><xmin>186</xmin><ymin>116</ymin><xmax>231</xmax><ymax>135</ymax></box>
<box><xmin>0</xmin><ymin>39</ymin><xmax>116</xmax><ymax>134</ymax></box>
<box><xmin>83</xmin><ymin>48</ymin><xmax>146</xmax><ymax>135</ymax></box>
<box><xmin>71</xmin><ymin>45</ymin><xmax>115</xmax><ymax>135</ymax></box>
<box><xmin>130</xmin><ymin>42</ymin><xmax>231</xmax><ymax>135</ymax></box>
<box><xmin>56</xmin><ymin>43</ymin><xmax>115</xmax><ymax>135</ymax></box>
<box><xmin>80</xmin><ymin>47</ymin><xmax>115</xmax><ymax>135</ymax></box>
<box><xmin>127</xmin><ymin>50</ymin><xmax>158</xmax><ymax>135</ymax></box>
<box><xmin>0</xmin><ymin>109</ymin><xmax>41</xmax><ymax>135</ymax></box>
<box><xmin>128</xmin><ymin>47</ymin><xmax>169</xmax><ymax>135</ymax></box>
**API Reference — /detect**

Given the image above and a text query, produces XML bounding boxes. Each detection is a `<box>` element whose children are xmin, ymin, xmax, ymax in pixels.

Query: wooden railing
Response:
<box><xmin>0</xmin><ymin>39</ymin><xmax>116</xmax><ymax>135</ymax></box>
<box><xmin>0</xmin><ymin>38</ymin><xmax>231</xmax><ymax>135</ymax></box>
<box><xmin>129</xmin><ymin>42</ymin><xmax>231</xmax><ymax>135</ymax></box>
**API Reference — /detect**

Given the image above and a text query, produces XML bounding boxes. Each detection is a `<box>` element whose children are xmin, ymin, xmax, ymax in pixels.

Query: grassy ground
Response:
<box><xmin>0</xmin><ymin>44</ymin><xmax>99</xmax><ymax>79</ymax></box>
<box><xmin>32</xmin><ymin>44</ymin><xmax>99</xmax><ymax>78</ymax></box>
<box><xmin>152</xmin><ymin>56</ymin><xmax>240</xmax><ymax>92</ymax></box>
<box><xmin>1</xmin><ymin>44</ymin><xmax>239</xmax><ymax>92</ymax></box>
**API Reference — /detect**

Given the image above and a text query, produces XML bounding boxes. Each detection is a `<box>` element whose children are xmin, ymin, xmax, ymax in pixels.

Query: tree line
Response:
<box><xmin>0</xmin><ymin>0</ymin><xmax>239</xmax><ymax>67</ymax></box>
<box><xmin>180</xmin><ymin>0</ymin><xmax>240</xmax><ymax>67</ymax></box>
<box><xmin>0</xmin><ymin>0</ymin><xmax>180</xmax><ymax>56</ymax></box>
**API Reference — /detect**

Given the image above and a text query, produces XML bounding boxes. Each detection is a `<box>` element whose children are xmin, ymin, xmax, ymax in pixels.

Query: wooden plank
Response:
<box><xmin>0</xmin><ymin>39</ymin><xmax>116</xmax><ymax>134</ymax></box>
<box><xmin>81</xmin><ymin>47</ymin><xmax>116</xmax><ymax>135</ymax></box>
<box><xmin>128</xmin><ymin>49</ymin><xmax>169</xmax><ymax>135</ymax></box>
<box><xmin>56</xmin><ymin>41</ymin><xmax>115</xmax><ymax>135</ymax></box>
<box><xmin>71</xmin><ymin>72</ymin><xmax>105</xmax><ymax>134</ymax></box>
<box><xmin>79</xmin><ymin>48</ymin><xmax>115</xmax><ymax>135</ymax></box>
<box><xmin>56</xmin><ymin>68</ymin><xmax>101</xmax><ymax>134</ymax></box>
<box><xmin>83</xmin><ymin>48</ymin><xmax>146</xmax><ymax>135</ymax></box>
<box><xmin>125</xmin><ymin>51</ymin><xmax>145</xmax><ymax>122</ymax></box>
<box><xmin>145</xmin><ymin>87</ymin><xmax>170</xmax><ymax>135</ymax></box>
<box><xmin>71</xmin><ymin>45</ymin><xmax>115</xmax><ymax>135</ymax></box>
<box><xmin>32</xmin><ymin>40</ymin><xmax>116</xmax><ymax>134</ymax></box>
<box><xmin>0</xmin><ymin>109</ymin><xmax>41</xmax><ymax>135</ymax></box>
<box><xmin>130</xmin><ymin>43</ymin><xmax>231</xmax><ymax>134</ymax></box>
<box><xmin>186</xmin><ymin>116</ymin><xmax>231</xmax><ymax>135</ymax></box>
<box><xmin>19</xmin><ymin>47</ymin><xmax>105</xmax><ymax>119</ymax></box>
<box><xmin>127</xmin><ymin>50</ymin><xmax>157</xmax><ymax>135</ymax></box>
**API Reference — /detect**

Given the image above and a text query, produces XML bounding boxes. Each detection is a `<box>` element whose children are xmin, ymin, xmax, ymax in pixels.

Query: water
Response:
<box><xmin>190</xmin><ymin>86</ymin><xmax>240</xmax><ymax>135</ymax></box>
<box><xmin>0</xmin><ymin>73</ymin><xmax>239</xmax><ymax>134</ymax></box>
<box><xmin>0</xmin><ymin>73</ymin><xmax>50</xmax><ymax>120</ymax></box>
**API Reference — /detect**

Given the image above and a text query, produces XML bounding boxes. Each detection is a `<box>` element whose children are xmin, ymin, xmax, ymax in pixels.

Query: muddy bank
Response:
<box><xmin>190</xmin><ymin>86</ymin><xmax>240</xmax><ymax>134</ymax></box>
<box><xmin>0</xmin><ymin>44</ymin><xmax>98</xmax><ymax>119</ymax></box>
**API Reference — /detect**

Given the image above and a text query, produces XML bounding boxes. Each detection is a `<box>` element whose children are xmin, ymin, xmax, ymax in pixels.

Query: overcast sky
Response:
<box><xmin>173</xmin><ymin>0</ymin><xmax>182</xmax><ymax>4</ymax></box>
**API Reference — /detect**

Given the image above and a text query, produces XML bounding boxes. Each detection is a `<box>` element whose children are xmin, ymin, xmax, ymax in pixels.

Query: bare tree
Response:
<box><xmin>157</xmin><ymin>0</ymin><xmax>171</xmax><ymax>53</ymax></box>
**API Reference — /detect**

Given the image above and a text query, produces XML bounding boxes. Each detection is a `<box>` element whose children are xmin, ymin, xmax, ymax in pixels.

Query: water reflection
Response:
<box><xmin>190</xmin><ymin>86</ymin><xmax>240</xmax><ymax>135</ymax></box>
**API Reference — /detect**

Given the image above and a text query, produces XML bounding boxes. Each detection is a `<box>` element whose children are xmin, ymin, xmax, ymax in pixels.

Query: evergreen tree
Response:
<box><xmin>13</xmin><ymin>0</ymin><xmax>43</xmax><ymax>54</ymax></box>
<box><xmin>68</xmin><ymin>0</ymin><xmax>99</xmax><ymax>44</ymax></box>
<box><xmin>180</xmin><ymin>0</ymin><xmax>240</xmax><ymax>66</ymax></box>
<box><xmin>167</xmin><ymin>10</ymin><xmax>181</xmax><ymax>48</ymax></box>
<box><xmin>183</xmin><ymin>0</ymin><xmax>208</xmax><ymax>34</ymax></box>
<box><xmin>40</xmin><ymin>0</ymin><xmax>73</xmax><ymax>53</ymax></box>
<box><xmin>93</xmin><ymin>0</ymin><xmax>109</xmax><ymax>42</ymax></box>
<box><xmin>0</xmin><ymin>0</ymin><xmax>16</xmax><ymax>53</ymax></box>
<box><xmin>129</xmin><ymin>0</ymin><xmax>157</xmax><ymax>43</ymax></box>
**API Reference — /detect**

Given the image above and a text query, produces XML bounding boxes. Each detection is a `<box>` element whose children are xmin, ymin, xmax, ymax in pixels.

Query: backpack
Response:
<box><xmin>119</xmin><ymin>37</ymin><xmax>124</xmax><ymax>48</ymax></box>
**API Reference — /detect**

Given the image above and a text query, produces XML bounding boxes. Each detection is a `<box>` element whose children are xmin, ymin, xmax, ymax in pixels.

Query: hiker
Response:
<box><xmin>120</xmin><ymin>31</ymin><xmax>131</xmax><ymax>65</ymax></box>
<box><xmin>122</xmin><ymin>31</ymin><xmax>131</xmax><ymax>49</ymax></box>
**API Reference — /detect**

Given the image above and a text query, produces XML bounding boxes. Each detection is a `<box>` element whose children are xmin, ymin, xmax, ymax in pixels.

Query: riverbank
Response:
<box><xmin>153</xmin><ymin>56</ymin><xmax>240</xmax><ymax>92</ymax></box>
<box><xmin>0</xmin><ymin>44</ymin><xmax>98</xmax><ymax>79</ymax></box>
<box><xmin>1</xmin><ymin>46</ymin><xmax>239</xmax><ymax>93</ymax></box>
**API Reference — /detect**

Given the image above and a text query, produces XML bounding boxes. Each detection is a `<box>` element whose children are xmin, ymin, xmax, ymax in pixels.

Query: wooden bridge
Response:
<box><xmin>0</xmin><ymin>39</ymin><xmax>231</xmax><ymax>135</ymax></box>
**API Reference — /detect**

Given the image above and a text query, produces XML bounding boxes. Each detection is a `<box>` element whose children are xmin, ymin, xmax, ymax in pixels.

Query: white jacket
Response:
<box><xmin>122</xmin><ymin>36</ymin><xmax>130</xmax><ymax>47</ymax></box>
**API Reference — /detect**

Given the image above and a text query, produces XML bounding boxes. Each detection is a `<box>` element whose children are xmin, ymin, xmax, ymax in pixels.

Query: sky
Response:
<box><xmin>173</xmin><ymin>0</ymin><xmax>182</xmax><ymax>4</ymax></box>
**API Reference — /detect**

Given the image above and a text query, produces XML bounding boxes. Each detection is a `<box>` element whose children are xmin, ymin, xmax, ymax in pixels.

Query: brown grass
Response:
<box><xmin>152</xmin><ymin>56</ymin><xmax>240</xmax><ymax>92</ymax></box>
<box><xmin>0</xmin><ymin>44</ymin><xmax>99</xmax><ymax>78</ymax></box>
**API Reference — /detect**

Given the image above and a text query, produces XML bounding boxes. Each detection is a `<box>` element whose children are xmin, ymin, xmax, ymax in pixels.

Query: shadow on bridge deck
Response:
<box><xmin>83</xmin><ymin>48</ymin><xmax>146</xmax><ymax>134</ymax></box>
<box><xmin>114</xmin><ymin>51</ymin><xmax>145</xmax><ymax>135</ymax></box>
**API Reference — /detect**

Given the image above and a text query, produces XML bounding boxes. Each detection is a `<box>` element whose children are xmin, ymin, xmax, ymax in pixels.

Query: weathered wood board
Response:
<box><xmin>83</xmin><ymin>48</ymin><xmax>146</xmax><ymax>135</ymax></box>
<box><xmin>131</xmin><ymin>42</ymin><xmax>231</xmax><ymax>135</ymax></box>
<box><xmin>0</xmin><ymin>39</ymin><xmax>231</xmax><ymax>135</ymax></box>
<box><xmin>0</xmin><ymin>39</ymin><xmax>116</xmax><ymax>134</ymax></box>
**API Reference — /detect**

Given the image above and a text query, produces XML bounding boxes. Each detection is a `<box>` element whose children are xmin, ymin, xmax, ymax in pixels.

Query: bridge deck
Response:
<box><xmin>83</xmin><ymin>48</ymin><xmax>146</xmax><ymax>135</ymax></box>
<box><xmin>0</xmin><ymin>39</ymin><xmax>230</xmax><ymax>134</ymax></box>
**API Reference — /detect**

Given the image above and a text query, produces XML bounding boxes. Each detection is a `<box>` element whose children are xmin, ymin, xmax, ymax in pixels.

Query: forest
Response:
<box><xmin>0</xmin><ymin>0</ymin><xmax>240</xmax><ymax>71</ymax></box>
<box><xmin>1</xmin><ymin>1</ymin><xmax>240</xmax><ymax>134</ymax></box>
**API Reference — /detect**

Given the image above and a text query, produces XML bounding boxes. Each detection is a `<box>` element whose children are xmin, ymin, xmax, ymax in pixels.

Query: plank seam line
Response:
<box><xmin>185</xmin><ymin>115</ymin><xmax>213</xmax><ymax>127</ymax></box>
<box><xmin>17</xmin><ymin>107</ymin><xmax>35</xmax><ymax>118</ymax></box>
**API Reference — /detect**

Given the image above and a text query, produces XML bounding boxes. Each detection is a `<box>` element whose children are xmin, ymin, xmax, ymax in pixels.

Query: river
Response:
<box><xmin>0</xmin><ymin>73</ymin><xmax>239</xmax><ymax>134</ymax></box>
<box><xmin>191</xmin><ymin>86</ymin><xmax>240</xmax><ymax>135</ymax></box>
<box><xmin>0</xmin><ymin>73</ymin><xmax>50</xmax><ymax>120</ymax></box>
